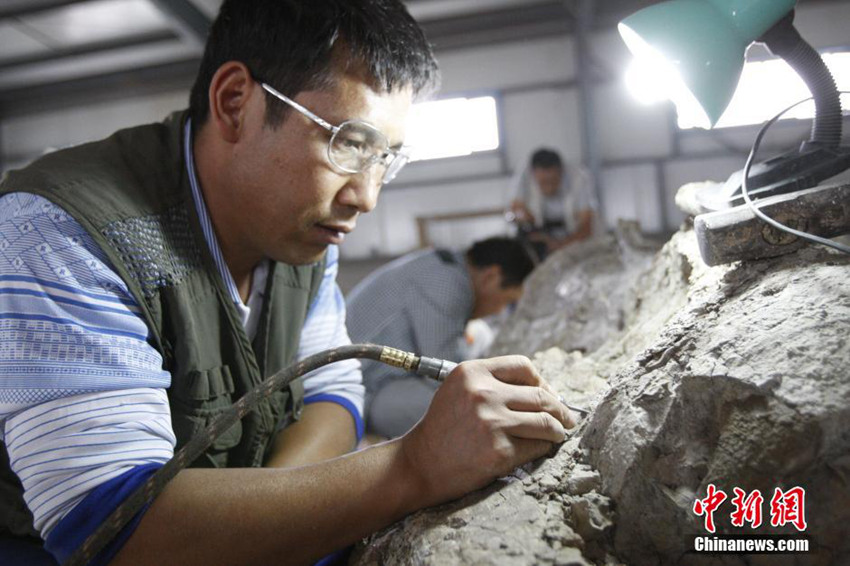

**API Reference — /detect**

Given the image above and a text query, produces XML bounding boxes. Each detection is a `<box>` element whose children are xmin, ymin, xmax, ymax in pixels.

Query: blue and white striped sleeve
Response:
<box><xmin>0</xmin><ymin>193</ymin><xmax>174</xmax><ymax>561</ymax></box>
<box><xmin>295</xmin><ymin>245</ymin><xmax>365</xmax><ymax>441</ymax></box>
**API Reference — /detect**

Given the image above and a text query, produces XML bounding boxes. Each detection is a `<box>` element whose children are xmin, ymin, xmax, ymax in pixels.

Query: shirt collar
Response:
<box><xmin>183</xmin><ymin>119</ymin><xmax>243</xmax><ymax>306</ymax></box>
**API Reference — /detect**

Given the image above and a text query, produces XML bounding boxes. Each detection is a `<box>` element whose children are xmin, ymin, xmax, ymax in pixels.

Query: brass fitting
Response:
<box><xmin>379</xmin><ymin>346</ymin><xmax>419</xmax><ymax>372</ymax></box>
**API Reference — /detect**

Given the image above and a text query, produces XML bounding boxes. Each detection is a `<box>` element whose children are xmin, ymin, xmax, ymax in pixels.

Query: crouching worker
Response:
<box><xmin>347</xmin><ymin>237</ymin><xmax>537</xmax><ymax>439</ymax></box>
<box><xmin>0</xmin><ymin>2</ymin><xmax>575</xmax><ymax>565</ymax></box>
<box><xmin>508</xmin><ymin>148</ymin><xmax>596</xmax><ymax>259</ymax></box>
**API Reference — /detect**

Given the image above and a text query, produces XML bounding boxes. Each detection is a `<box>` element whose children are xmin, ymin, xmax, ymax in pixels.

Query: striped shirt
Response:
<box><xmin>345</xmin><ymin>249</ymin><xmax>473</xmax><ymax>404</ymax></box>
<box><xmin>0</xmin><ymin>121</ymin><xmax>362</xmax><ymax>563</ymax></box>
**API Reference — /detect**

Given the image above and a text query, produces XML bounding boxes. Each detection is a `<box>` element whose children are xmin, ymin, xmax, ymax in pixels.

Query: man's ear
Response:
<box><xmin>483</xmin><ymin>264</ymin><xmax>503</xmax><ymax>288</ymax></box>
<box><xmin>207</xmin><ymin>61</ymin><xmax>256</xmax><ymax>144</ymax></box>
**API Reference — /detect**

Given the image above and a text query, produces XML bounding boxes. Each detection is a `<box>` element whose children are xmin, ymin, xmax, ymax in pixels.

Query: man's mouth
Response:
<box><xmin>314</xmin><ymin>223</ymin><xmax>354</xmax><ymax>245</ymax></box>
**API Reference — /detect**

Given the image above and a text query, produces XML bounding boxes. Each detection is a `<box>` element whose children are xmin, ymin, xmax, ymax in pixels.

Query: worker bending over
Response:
<box><xmin>347</xmin><ymin>237</ymin><xmax>536</xmax><ymax>439</ymax></box>
<box><xmin>0</xmin><ymin>1</ymin><xmax>574</xmax><ymax>565</ymax></box>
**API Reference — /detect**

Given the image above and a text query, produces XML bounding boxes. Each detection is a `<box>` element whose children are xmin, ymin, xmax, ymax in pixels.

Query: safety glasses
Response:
<box><xmin>260</xmin><ymin>82</ymin><xmax>410</xmax><ymax>184</ymax></box>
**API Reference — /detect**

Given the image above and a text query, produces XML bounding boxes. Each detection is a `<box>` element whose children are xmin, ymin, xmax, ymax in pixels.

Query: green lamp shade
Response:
<box><xmin>619</xmin><ymin>0</ymin><xmax>796</xmax><ymax>128</ymax></box>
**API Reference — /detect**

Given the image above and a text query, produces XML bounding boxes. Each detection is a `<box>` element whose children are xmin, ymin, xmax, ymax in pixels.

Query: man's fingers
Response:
<box><xmin>504</xmin><ymin>385</ymin><xmax>577</xmax><ymax>430</ymax></box>
<box><xmin>477</xmin><ymin>355</ymin><xmax>544</xmax><ymax>388</ymax></box>
<box><xmin>509</xmin><ymin>438</ymin><xmax>557</xmax><ymax>468</ymax></box>
<box><xmin>502</xmin><ymin>411</ymin><xmax>567</xmax><ymax>443</ymax></box>
<box><xmin>457</xmin><ymin>357</ymin><xmax>573</xmax><ymax>426</ymax></box>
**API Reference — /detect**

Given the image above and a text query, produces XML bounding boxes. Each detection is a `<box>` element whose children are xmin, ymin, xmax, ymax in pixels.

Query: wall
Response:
<box><xmin>1</xmin><ymin>90</ymin><xmax>189</xmax><ymax>168</ymax></box>
<box><xmin>2</xmin><ymin>1</ymin><xmax>849</xmax><ymax>259</ymax></box>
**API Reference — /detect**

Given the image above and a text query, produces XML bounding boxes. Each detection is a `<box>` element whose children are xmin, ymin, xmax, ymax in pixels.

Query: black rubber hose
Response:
<box><xmin>760</xmin><ymin>13</ymin><xmax>842</xmax><ymax>147</ymax></box>
<box><xmin>64</xmin><ymin>344</ymin><xmax>388</xmax><ymax>566</ymax></box>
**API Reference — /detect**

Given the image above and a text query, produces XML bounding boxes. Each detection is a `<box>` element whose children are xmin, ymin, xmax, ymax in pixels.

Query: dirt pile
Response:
<box><xmin>352</xmin><ymin>223</ymin><xmax>850</xmax><ymax>565</ymax></box>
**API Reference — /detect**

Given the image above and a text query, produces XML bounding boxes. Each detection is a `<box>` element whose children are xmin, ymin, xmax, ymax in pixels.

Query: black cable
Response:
<box><xmin>63</xmin><ymin>341</ymin><xmax>585</xmax><ymax>564</ymax></box>
<box><xmin>64</xmin><ymin>344</ymin><xmax>398</xmax><ymax>566</ymax></box>
<box><xmin>741</xmin><ymin>91</ymin><xmax>850</xmax><ymax>256</ymax></box>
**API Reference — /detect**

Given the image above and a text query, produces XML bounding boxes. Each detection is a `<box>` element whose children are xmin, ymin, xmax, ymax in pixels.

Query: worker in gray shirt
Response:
<box><xmin>347</xmin><ymin>237</ymin><xmax>537</xmax><ymax>438</ymax></box>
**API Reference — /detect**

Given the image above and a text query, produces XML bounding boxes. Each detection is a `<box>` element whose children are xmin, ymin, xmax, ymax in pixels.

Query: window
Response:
<box><xmin>405</xmin><ymin>96</ymin><xmax>500</xmax><ymax>162</ymax></box>
<box><xmin>626</xmin><ymin>50</ymin><xmax>850</xmax><ymax>130</ymax></box>
<box><xmin>711</xmin><ymin>51</ymin><xmax>850</xmax><ymax>129</ymax></box>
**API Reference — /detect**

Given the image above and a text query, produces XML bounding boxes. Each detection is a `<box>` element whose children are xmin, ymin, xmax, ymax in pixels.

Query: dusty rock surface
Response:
<box><xmin>352</xmin><ymin>226</ymin><xmax>850</xmax><ymax>565</ymax></box>
<box><xmin>351</xmin><ymin>347</ymin><xmax>615</xmax><ymax>566</ymax></box>
<box><xmin>351</xmin><ymin>438</ymin><xmax>617</xmax><ymax>566</ymax></box>
<box><xmin>490</xmin><ymin>222</ymin><xmax>662</xmax><ymax>359</ymax></box>
<box><xmin>582</xmin><ymin>235</ymin><xmax>850</xmax><ymax>565</ymax></box>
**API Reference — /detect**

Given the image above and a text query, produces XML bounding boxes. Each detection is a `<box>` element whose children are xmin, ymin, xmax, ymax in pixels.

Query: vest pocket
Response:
<box><xmin>168</xmin><ymin>365</ymin><xmax>243</xmax><ymax>464</ymax></box>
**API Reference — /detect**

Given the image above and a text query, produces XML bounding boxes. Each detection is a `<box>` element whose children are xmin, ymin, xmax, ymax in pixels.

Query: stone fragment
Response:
<box><xmin>568</xmin><ymin>492</ymin><xmax>614</xmax><ymax>541</ymax></box>
<box><xmin>564</xmin><ymin>466</ymin><xmax>601</xmax><ymax>495</ymax></box>
<box><xmin>554</xmin><ymin>546</ymin><xmax>593</xmax><ymax>566</ymax></box>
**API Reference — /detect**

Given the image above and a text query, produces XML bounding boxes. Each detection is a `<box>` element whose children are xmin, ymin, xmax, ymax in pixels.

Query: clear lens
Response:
<box><xmin>329</xmin><ymin>121</ymin><xmax>388</xmax><ymax>173</ymax></box>
<box><xmin>328</xmin><ymin>120</ymin><xmax>409</xmax><ymax>184</ymax></box>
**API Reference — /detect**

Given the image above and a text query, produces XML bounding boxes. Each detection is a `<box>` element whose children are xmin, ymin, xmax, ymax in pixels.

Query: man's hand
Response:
<box><xmin>400</xmin><ymin>355</ymin><xmax>576</xmax><ymax>506</ymax></box>
<box><xmin>509</xmin><ymin>200</ymin><xmax>536</xmax><ymax>225</ymax></box>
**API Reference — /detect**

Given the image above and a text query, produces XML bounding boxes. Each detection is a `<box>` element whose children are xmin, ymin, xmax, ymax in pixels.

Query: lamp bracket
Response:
<box><xmin>757</xmin><ymin>11</ymin><xmax>842</xmax><ymax>147</ymax></box>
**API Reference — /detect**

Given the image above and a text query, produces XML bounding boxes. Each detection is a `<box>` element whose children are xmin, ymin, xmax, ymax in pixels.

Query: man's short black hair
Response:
<box><xmin>189</xmin><ymin>0</ymin><xmax>439</xmax><ymax>129</ymax></box>
<box><xmin>530</xmin><ymin>148</ymin><xmax>563</xmax><ymax>170</ymax></box>
<box><xmin>466</xmin><ymin>237</ymin><xmax>537</xmax><ymax>288</ymax></box>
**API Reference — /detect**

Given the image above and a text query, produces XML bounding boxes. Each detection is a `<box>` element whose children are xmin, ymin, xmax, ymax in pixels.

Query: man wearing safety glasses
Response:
<box><xmin>0</xmin><ymin>1</ymin><xmax>575</xmax><ymax>565</ymax></box>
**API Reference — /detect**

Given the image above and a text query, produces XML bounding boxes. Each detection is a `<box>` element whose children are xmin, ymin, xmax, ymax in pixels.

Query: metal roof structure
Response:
<box><xmin>0</xmin><ymin>0</ymin><xmax>835</xmax><ymax>116</ymax></box>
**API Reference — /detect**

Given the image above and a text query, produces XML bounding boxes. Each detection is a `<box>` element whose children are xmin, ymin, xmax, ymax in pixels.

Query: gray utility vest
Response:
<box><xmin>0</xmin><ymin>112</ymin><xmax>326</xmax><ymax>539</ymax></box>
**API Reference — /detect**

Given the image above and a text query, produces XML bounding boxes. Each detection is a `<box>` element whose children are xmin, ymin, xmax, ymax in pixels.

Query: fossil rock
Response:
<box><xmin>353</xmin><ymin>225</ymin><xmax>850</xmax><ymax>566</ymax></box>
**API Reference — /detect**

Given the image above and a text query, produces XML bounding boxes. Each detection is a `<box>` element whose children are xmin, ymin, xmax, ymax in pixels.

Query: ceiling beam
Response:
<box><xmin>149</xmin><ymin>0</ymin><xmax>212</xmax><ymax>46</ymax></box>
<box><xmin>0</xmin><ymin>0</ymin><xmax>90</xmax><ymax>20</ymax></box>
<box><xmin>0</xmin><ymin>58</ymin><xmax>199</xmax><ymax>117</ymax></box>
<box><xmin>0</xmin><ymin>30</ymin><xmax>177</xmax><ymax>71</ymax></box>
<box><xmin>423</xmin><ymin>1</ymin><xmax>569</xmax><ymax>36</ymax></box>
<box><xmin>422</xmin><ymin>1</ymin><xmax>572</xmax><ymax>49</ymax></box>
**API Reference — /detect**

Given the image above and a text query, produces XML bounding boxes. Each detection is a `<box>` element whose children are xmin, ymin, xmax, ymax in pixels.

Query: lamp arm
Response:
<box><xmin>759</xmin><ymin>11</ymin><xmax>842</xmax><ymax>147</ymax></box>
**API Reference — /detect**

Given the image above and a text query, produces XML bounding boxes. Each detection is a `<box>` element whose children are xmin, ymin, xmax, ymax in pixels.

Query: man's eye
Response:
<box><xmin>342</xmin><ymin>138</ymin><xmax>366</xmax><ymax>150</ymax></box>
<box><xmin>336</xmin><ymin>134</ymin><xmax>370</xmax><ymax>153</ymax></box>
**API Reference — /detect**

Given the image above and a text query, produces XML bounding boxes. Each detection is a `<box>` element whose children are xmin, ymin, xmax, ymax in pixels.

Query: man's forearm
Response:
<box><xmin>551</xmin><ymin>210</ymin><xmax>594</xmax><ymax>250</ymax></box>
<box><xmin>109</xmin><ymin>358</ymin><xmax>574</xmax><ymax>566</ymax></box>
<box><xmin>112</xmin><ymin>440</ymin><xmax>424</xmax><ymax>566</ymax></box>
<box><xmin>573</xmin><ymin>209</ymin><xmax>594</xmax><ymax>240</ymax></box>
<box><xmin>265</xmin><ymin>401</ymin><xmax>358</xmax><ymax>468</ymax></box>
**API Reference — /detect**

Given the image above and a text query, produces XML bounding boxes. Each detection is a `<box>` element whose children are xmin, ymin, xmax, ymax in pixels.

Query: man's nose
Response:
<box><xmin>338</xmin><ymin>170</ymin><xmax>381</xmax><ymax>213</ymax></box>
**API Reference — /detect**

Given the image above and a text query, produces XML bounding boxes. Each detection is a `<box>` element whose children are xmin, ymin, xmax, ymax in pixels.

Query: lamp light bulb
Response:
<box><xmin>620</xmin><ymin>24</ymin><xmax>712</xmax><ymax>129</ymax></box>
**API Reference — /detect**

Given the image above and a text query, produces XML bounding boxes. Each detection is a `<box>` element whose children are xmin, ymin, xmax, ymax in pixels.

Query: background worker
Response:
<box><xmin>347</xmin><ymin>237</ymin><xmax>536</xmax><ymax>439</ymax></box>
<box><xmin>0</xmin><ymin>1</ymin><xmax>574</xmax><ymax>565</ymax></box>
<box><xmin>508</xmin><ymin>148</ymin><xmax>597</xmax><ymax>258</ymax></box>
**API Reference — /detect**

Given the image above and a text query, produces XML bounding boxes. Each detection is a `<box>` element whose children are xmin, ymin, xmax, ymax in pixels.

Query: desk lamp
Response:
<box><xmin>618</xmin><ymin>0</ymin><xmax>850</xmax><ymax>264</ymax></box>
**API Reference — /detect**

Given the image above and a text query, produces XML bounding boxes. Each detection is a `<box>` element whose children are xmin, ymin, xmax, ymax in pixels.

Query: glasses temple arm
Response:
<box><xmin>260</xmin><ymin>83</ymin><xmax>338</xmax><ymax>133</ymax></box>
